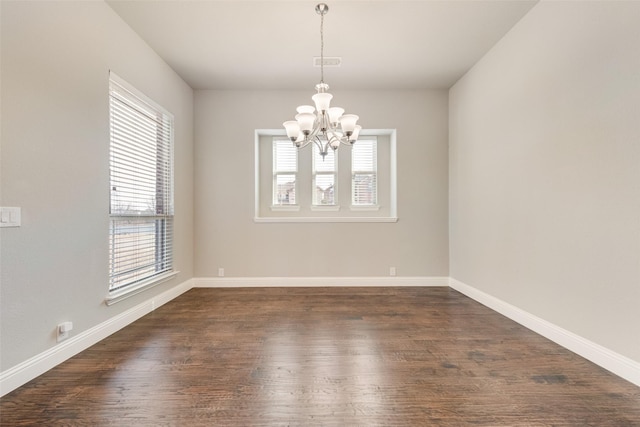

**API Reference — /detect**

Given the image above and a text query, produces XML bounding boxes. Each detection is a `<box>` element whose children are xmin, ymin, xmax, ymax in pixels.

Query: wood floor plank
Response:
<box><xmin>1</xmin><ymin>287</ymin><xmax>639</xmax><ymax>426</ymax></box>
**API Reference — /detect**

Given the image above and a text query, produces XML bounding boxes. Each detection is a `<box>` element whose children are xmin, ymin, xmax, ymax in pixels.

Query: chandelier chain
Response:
<box><xmin>320</xmin><ymin>10</ymin><xmax>324</xmax><ymax>83</ymax></box>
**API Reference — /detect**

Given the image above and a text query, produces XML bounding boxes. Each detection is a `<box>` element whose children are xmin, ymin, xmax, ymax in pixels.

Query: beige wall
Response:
<box><xmin>449</xmin><ymin>1</ymin><xmax>640</xmax><ymax>362</ymax></box>
<box><xmin>0</xmin><ymin>1</ymin><xmax>194</xmax><ymax>370</ymax></box>
<box><xmin>7</xmin><ymin>0</ymin><xmax>637</xmax><ymax>386</ymax></box>
<box><xmin>195</xmin><ymin>89</ymin><xmax>448</xmax><ymax>278</ymax></box>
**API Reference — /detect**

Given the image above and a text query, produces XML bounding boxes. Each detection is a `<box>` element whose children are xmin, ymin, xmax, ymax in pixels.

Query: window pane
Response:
<box><xmin>352</xmin><ymin>139</ymin><xmax>377</xmax><ymax>171</ymax></box>
<box><xmin>273</xmin><ymin>139</ymin><xmax>297</xmax><ymax>172</ymax></box>
<box><xmin>110</xmin><ymin>110</ymin><xmax>161</xmax><ymax>215</ymax></box>
<box><xmin>313</xmin><ymin>144</ymin><xmax>337</xmax><ymax>205</ymax></box>
<box><xmin>353</xmin><ymin>173</ymin><xmax>377</xmax><ymax>205</ymax></box>
<box><xmin>273</xmin><ymin>139</ymin><xmax>298</xmax><ymax>205</ymax></box>
<box><xmin>352</xmin><ymin>138</ymin><xmax>377</xmax><ymax>205</ymax></box>
<box><xmin>274</xmin><ymin>174</ymin><xmax>296</xmax><ymax>205</ymax></box>
<box><xmin>313</xmin><ymin>174</ymin><xmax>335</xmax><ymax>205</ymax></box>
<box><xmin>109</xmin><ymin>217</ymin><xmax>173</xmax><ymax>292</ymax></box>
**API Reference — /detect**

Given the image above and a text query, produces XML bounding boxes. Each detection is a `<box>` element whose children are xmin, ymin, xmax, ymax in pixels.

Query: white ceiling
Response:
<box><xmin>106</xmin><ymin>0</ymin><xmax>538</xmax><ymax>90</ymax></box>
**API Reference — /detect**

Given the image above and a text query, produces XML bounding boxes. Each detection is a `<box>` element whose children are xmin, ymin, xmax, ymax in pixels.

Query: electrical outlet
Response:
<box><xmin>57</xmin><ymin>321</ymin><xmax>73</xmax><ymax>342</ymax></box>
<box><xmin>218</xmin><ymin>267</ymin><xmax>225</xmax><ymax>277</ymax></box>
<box><xmin>389</xmin><ymin>267</ymin><xmax>396</xmax><ymax>277</ymax></box>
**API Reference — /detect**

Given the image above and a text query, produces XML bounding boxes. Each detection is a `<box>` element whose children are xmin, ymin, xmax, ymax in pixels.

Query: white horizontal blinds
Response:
<box><xmin>352</xmin><ymin>138</ymin><xmax>377</xmax><ymax>205</ymax></box>
<box><xmin>109</xmin><ymin>74</ymin><xmax>174</xmax><ymax>292</ymax></box>
<box><xmin>273</xmin><ymin>139</ymin><xmax>297</xmax><ymax>205</ymax></box>
<box><xmin>313</xmin><ymin>144</ymin><xmax>337</xmax><ymax>205</ymax></box>
<box><xmin>109</xmin><ymin>218</ymin><xmax>173</xmax><ymax>290</ymax></box>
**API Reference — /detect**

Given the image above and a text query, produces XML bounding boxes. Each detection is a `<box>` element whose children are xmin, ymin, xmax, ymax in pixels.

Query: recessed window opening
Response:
<box><xmin>255</xmin><ymin>128</ymin><xmax>396</xmax><ymax>223</ymax></box>
<box><xmin>108</xmin><ymin>72</ymin><xmax>175</xmax><ymax>298</ymax></box>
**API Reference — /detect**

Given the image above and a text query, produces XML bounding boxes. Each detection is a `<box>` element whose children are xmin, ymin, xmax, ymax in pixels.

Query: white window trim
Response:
<box><xmin>272</xmin><ymin>138</ymin><xmax>298</xmax><ymax>208</ymax></box>
<box><xmin>271</xmin><ymin>204</ymin><xmax>300</xmax><ymax>211</ymax></box>
<box><xmin>310</xmin><ymin>205</ymin><xmax>341</xmax><ymax>212</ymax></box>
<box><xmin>107</xmin><ymin>71</ymin><xmax>175</xmax><ymax>304</ymax></box>
<box><xmin>253</xmin><ymin>216</ymin><xmax>395</xmax><ymax>223</ymax></box>
<box><xmin>351</xmin><ymin>137</ymin><xmax>378</xmax><ymax>207</ymax></box>
<box><xmin>105</xmin><ymin>270</ymin><xmax>178</xmax><ymax>306</ymax></box>
<box><xmin>254</xmin><ymin>129</ymin><xmax>397</xmax><ymax>223</ymax></box>
<box><xmin>350</xmin><ymin>204</ymin><xmax>380</xmax><ymax>212</ymax></box>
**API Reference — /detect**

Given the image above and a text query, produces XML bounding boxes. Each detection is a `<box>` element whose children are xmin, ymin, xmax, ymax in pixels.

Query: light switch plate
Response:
<box><xmin>0</xmin><ymin>207</ymin><xmax>21</xmax><ymax>227</ymax></box>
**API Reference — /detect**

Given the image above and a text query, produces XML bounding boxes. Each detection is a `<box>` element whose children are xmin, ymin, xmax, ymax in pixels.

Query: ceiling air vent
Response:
<box><xmin>313</xmin><ymin>57</ymin><xmax>342</xmax><ymax>67</ymax></box>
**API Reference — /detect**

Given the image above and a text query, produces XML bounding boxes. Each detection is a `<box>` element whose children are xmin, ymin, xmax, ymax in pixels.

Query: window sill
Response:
<box><xmin>254</xmin><ymin>216</ymin><xmax>398</xmax><ymax>223</ymax></box>
<box><xmin>310</xmin><ymin>205</ymin><xmax>341</xmax><ymax>212</ymax></box>
<box><xmin>271</xmin><ymin>205</ymin><xmax>300</xmax><ymax>212</ymax></box>
<box><xmin>105</xmin><ymin>271</ymin><xmax>178</xmax><ymax>306</ymax></box>
<box><xmin>350</xmin><ymin>204</ymin><xmax>380</xmax><ymax>211</ymax></box>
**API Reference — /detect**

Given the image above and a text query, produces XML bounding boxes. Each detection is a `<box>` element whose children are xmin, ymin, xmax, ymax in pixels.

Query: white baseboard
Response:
<box><xmin>449</xmin><ymin>278</ymin><xmax>640</xmax><ymax>387</ymax></box>
<box><xmin>193</xmin><ymin>276</ymin><xmax>449</xmax><ymax>288</ymax></box>
<box><xmin>0</xmin><ymin>279</ymin><xmax>194</xmax><ymax>397</ymax></box>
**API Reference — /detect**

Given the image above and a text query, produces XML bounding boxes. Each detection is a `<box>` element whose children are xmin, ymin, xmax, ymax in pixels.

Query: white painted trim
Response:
<box><xmin>193</xmin><ymin>276</ymin><xmax>448</xmax><ymax>288</ymax></box>
<box><xmin>253</xmin><ymin>216</ymin><xmax>398</xmax><ymax>223</ymax></box>
<box><xmin>449</xmin><ymin>278</ymin><xmax>640</xmax><ymax>387</ymax></box>
<box><xmin>270</xmin><ymin>205</ymin><xmax>301</xmax><ymax>212</ymax></box>
<box><xmin>0</xmin><ymin>279</ymin><xmax>194</xmax><ymax>397</ymax></box>
<box><xmin>388</xmin><ymin>129</ymin><xmax>397</xmax><ymax>219</ymax></box>
<box><xmin>109</xmin><ymin>71</ymin><xmax>173</xmax><ymax>118</ymax></box>
<box><xmin>350</xmin><ymin>204</ymin><xmax>380</xmax><ymax>211</ymax></box>
<box><xmin>105</xmin><ymin>270</ymin><xmax>179</xmax><ymax>305</ymax></box>
<box><xmin>310</xmin><ymin>205</ymin><xmax>341</xmax><ymax>212</ymax></box>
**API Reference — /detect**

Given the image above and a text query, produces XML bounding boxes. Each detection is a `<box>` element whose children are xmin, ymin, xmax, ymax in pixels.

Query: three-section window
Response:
<box><xmin>258</xmin><ymin>129</ymin><xmax>395</xmax><ymax>222</ymax></box>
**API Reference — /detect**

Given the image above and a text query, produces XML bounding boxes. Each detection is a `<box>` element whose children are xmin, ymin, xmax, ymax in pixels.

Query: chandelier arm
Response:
<box><xmin>312</xmin><ymin>136</ymin><xmax>328</xmax><ymax>157</ymax></box>
<box><xmin>296</xmin><ymin>138</ymin><xmax>314</xmax><ymax>150</ymax></box>
<box><xmin>307</xmin><ymin>118</ymin><xmax>323</xmax><ymax>141</ymax></box>
<box><xmin>298</xmin><ymin>112</ymin><xmax>328</xmax><ymax>146</ymax></box>
<box><xmin>325</xmin><ymin>126</ymin><xmax>349</xmax><ymax>146</ymax></box>
<box><xmin>325</xmin><ymin>121</ymin><xmax>339</xmax><ymax>133</ymax></box>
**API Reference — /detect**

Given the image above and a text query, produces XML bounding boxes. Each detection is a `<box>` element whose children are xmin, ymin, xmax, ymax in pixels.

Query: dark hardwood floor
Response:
<box><xmin>1</xmin><ymin>287</ymin><xmax>639</xmax><ymax>426</ymax></box>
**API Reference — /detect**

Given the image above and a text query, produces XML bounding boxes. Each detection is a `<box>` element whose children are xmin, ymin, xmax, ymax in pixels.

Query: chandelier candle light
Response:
<box><xmin>282</xmin><ymin>3</ymin><xmax>361</xmax><ymax>159</ymax></box>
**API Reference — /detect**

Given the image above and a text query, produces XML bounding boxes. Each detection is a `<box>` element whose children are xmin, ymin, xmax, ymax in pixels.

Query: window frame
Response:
<box><xmin>254</xmin><ymin>129</ymin><xmax>397</xmax><ymax>223</ymax></box>
<box><xmin>272</xmin><ymin>138</ymin><xmax>299</xmax><ymax>209</ymax></box>
<box><xmin>311</xmin><ymin>143</ymin><xmax>339</xmax><ymax>210</ymax></box>
<box><xmin>351</xmin><ymin>137</ymin><xmax>379</xmax><ymax>210</ymax></box>
<box><xmin>107</xmin><ymin>72</ymin><xmax>177</xmax><ymax>305</ymax></box>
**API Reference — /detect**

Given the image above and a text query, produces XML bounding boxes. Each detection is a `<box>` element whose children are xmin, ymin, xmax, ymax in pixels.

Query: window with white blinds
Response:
<box><xmin>312</xmin><ymin>144</ymin><xmax>337</xmax><ymax>206</ymax></box>
<box><xmin>273</xmin><ymin>138</ymin><xmax>297</xmax><ymax>205</ymax></box>
<box><xmin>109</xmin><ymin>73</ymin><xmax>174</xmax><ymax>294</ymax></box>
<box><xmin>352</xmin><ymin>137</ymin><xmax>377</xmax><ymax>206</ymax></box>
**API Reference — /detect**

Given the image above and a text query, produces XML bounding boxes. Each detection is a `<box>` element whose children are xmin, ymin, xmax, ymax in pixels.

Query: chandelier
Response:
<box><xmin>282</xmin><ymin>3</ymin><xmax>361</xmax><ymax>159</ymax></box>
